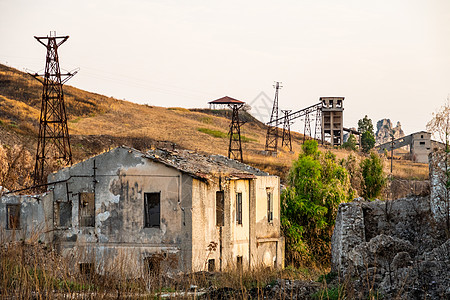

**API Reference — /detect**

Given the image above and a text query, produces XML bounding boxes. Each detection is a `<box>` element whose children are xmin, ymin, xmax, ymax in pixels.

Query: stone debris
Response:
<box><xmin>331</xmin><ymin>196</ymin><xmax>450</xmax><ymax>299</ymax></box>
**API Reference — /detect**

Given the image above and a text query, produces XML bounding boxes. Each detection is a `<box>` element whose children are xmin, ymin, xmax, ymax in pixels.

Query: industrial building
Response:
<box><xmin>1</xmin><ymin>146</ymin><xmax>283</xmax><ymax>276</ymax></box>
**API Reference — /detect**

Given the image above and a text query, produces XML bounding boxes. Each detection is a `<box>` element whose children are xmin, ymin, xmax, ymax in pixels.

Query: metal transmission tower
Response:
<box><xmin>303</xmin><ymin>111</ymin><xmax>312</xmax><ymax>142</ymax></box>
<box><xmin>281</xmin><ymin>110</ymin><xmax>292</xmax><ymax>151</ymax></box>
<box><xmin>265</xmin><ymin>82</ymin><xmax>282</xmax><ymax>153</ymax></box>
<box><xmin>29</xmin><ymin>32</ymin><xmax>77</xmax><ymax>186</ymax></box>
<box><xmin>314</xmin><ymin>108</ymin><xmax>322</xmax><ymax>142</ymax></box>
<box><xmin>228</xmin><ymin>104</ymin><xmax>244</xmax><ymax>162</ymax></box>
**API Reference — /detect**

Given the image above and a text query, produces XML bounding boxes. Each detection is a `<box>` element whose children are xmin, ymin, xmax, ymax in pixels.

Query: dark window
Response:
<box><xmin>208</xmin><ymin>259</ymin><xmax>215</xmax><ymax>272</ymax></box>
<box><xmin>144</xmin><ymin>192</ymin><xmax>160</xmax><ymax>228</ymax></box>
<box><xmin>237</xmin><ymin>256</ymin><xmax>243</xmax><ymax>272</ymax></box>
<box><xmin>236</xmin><ymin>192</ymin><xmax>242</xmax><ymax>225</ymax></box>
<box><xmin>6</xmin><ymin>204</ymin><xmax>20</xmax><ymax>230</ymax></box>
<box><xmin>420</xmin><ymin>141</ymin><xmax>425</xmax><ymax>145</ymax></box>
<box><xmin>267</xmin><ymin>191</ymin><xmax>273</xmax><ymax>223</ymax></box>
<box><xmin>79</xmin><ymin>193</ymin><xmax>95</xmax><ymax>227</ymax></box>
<box><xmin>216</xmin><ymin>191</ymin><xmax>224</xmax><ymax>227</ymax></box>
<box><xmin>79</xmin><ymin>263</ymin><xmax>94</xmax><ymax>278</ymax></box>
<box><xmin>144</xmin><ymin>256</ymin><xmax>161</xmax><ymax>278</ymax></box>
<box><xmin>57</xmin><ymin>202</ymin><xmax>72</xmax><ymax>228</ymax></box>
<box><xmin>421</xmin><ymin>135</ymin><xmax>423</xmax><ymax>138</ymax></box>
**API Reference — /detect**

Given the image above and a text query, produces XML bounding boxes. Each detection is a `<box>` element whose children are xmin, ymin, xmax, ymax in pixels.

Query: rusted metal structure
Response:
<box><xmin>281</xmin><ymin>110</ymin><xmax>292</xmax><ymax>151</ymax></box>
<box><xmin>267</xmin><ymin>102</ymin><xmax>322</xmax><ymax>146</ymax></box>
<box><xmin>208</xmin><ymin>96</ymin><xmax>245</xmax><ymax>162</ymax></box>
<box><xmin>265</xmin><ymin>82</ymin><xmax>282</xmax><ymax>153</ymax></box>
<box><xmin>28</xmin><ymin>32</ymin><xmax>77</xmax><ymax>186</ymax></box>
<box><xmin>228</xmin><ymin>103</ymin><xmax>244</xmax><ymax>162</ymax></box>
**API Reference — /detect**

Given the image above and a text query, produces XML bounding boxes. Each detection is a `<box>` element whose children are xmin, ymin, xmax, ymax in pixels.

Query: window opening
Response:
<box><xmin>6</xmin><ymin>204</ymin><xmax>20</xmax><ymax>230</ymax></box>
<box><xmin>267</xmin><ymin>190</ymin><xmax>273</xmax><ymax>223</ymax></box>
<box><xmin>208</xmin><ymin>259</ymin><xmax>216</xmax><ymax>272</ymax></box>
<box><xmin>144</xmin><ymin>256</ymin><xmax>161</xmax><ymax>278</ymax></box>
<box><xmin>79</xmin><ymin>193</ymin><xmax>95</xmax><ymax>227</ymax></box>
<box><xmin>236</xmin><ymin>256</ymin><xmax>243</xmax><ymax>272</ymax></box>
<box><xmin>79</xmin><ymin>263</ymin><xmax>95</xmax><ymax>278</ymax></box>
<box><xmin>216</xmin><ymin>191</ymin><xmax>224</xmax><ymax>227</ymax></box>
<box><xmin>144</xmin><ymin>192</ymin><xmax>160</xmax><ymax>228</ymax></box>
<box><xmin>236</xmin><ymin>192</ymin><xmax>242</xmax><ymax>225</ymax></box>
<box><xmin>57</xmin><ymin>201</ymin><xmax>72</xmax><ymax>228</ymax></box>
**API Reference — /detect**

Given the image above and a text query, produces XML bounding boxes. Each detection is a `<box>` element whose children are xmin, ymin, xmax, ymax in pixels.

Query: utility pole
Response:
<box><xmin>228</xmin><ymin>104</ymin><xmax>244</xmax><ymax>162</ymax></box>
<box><xmin>390</xmin><ymin>133</ymin><xmax>394</xmax><ymax>174</ymax></box>
<box><xmin>281</xmin><ymin>110</ymin><xmax>292</xmax><ymax>151</ymax></box>
<box><xmin>265</xmin><ymin>82</ymin><xmax>282</xmax><ymax>154</ymax></box>
<box><xmin>29</xmin><ymin>32</ymin><xmax>77</xmax><ymax>186</ymax></box>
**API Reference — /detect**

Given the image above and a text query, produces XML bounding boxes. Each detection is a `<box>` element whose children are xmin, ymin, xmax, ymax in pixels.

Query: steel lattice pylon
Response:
<box><xmin>228</xmin><ymin>104</ymin><xmax>244</xmax><ymax>162</ymax></box>
<box><xmin>265</xmin><ymin>82</ymin><xmax>282</xmax><ymax>153</ymax></box>
<box><xmin>281</xmin><ymin>110</ymin><xmax>292</xmax><ymax>151</ymax></box>
<box><xmin>29</xmin><ymin>32</ymin><xmax>77</xmax><ymax>186</ymax></box>
<box><xmin>314</xmin><ymin>108</ymin><xmax>322</xmax><ymax>142</ymax></box>
<box><xmin>303</xmin><ymin>111</ymin><xmax>311</xmax><ymax>142</ymax></box>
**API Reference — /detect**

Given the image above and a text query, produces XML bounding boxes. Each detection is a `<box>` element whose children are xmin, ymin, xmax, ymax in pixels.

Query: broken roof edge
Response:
<box><xmin>48</xmin><ymin>146</ymin><xmax>272</xmax><ymax>184</ymax></box>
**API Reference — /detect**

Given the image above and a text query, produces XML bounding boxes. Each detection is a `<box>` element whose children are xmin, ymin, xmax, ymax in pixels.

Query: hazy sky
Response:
<box><xmin>1</xmin><ymin>0</ymin><xmax>449</xmax><ymax>135</ymax></box>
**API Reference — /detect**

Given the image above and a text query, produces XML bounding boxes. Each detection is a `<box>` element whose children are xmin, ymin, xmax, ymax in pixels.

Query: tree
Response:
<box><xmin>281</xmin><ymin>140</ymin><xmax>353</xmax><ymax>266</ymax></box>
<box><xmin>361</xmin><ymin>131</ymin><xmax>376</xmax><ymax>153</ymax></box>
<box><xmin>342</xmin><ymin>134</ymin><xmax>357</xmax><ymax>151</ymax></box>
<box><xmin>360</xmin><ymin>152</ymin><xmax>386</xmax><ymax>200</ymax></box>
<box><xmin>358</xmin><ymin>115</ymin><xmax>375</xmax><ymax>152</ymax></box>
<box><xmin>358</xmin><ymin>115</ymin><xmax>374</xmax><ymax>133</ymax></box>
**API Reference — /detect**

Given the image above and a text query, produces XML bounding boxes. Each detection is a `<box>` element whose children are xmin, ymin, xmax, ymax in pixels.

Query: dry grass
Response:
<box><xmin>0</xmin><ymin>63</ymin><xmax>430</xmax><ymax>184</ymax></box>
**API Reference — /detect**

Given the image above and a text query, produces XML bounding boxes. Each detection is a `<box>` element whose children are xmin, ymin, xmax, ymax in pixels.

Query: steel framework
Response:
<box><xmin>29</xmin><ymin>33</ymin><xmax>77</xmax><ymax>186</ymax></box>
<box><xmin>281</xmin><ymin>110</ymin><xmax>292</xmax><ymax>151</ymax></box>
<box><xmin>264</xmin><ymin>82</ymin><xmax>282</xmax><ymax>153</ymax></box>
<box><xmin>228</xmin><ymin>104</ymin><xmax>244</xmax><ymax>162</ymax></box>
<box><xmin>268</xmin><ymin>102</ymin><xmax>322</xmax><ymax>143</ymax></box>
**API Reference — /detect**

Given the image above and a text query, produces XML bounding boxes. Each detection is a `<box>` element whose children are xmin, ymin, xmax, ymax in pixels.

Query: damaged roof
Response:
<box><xmin>143</xmin><ymin>148</ymin><xmax>268</xmax><ymax>180</ymax></box>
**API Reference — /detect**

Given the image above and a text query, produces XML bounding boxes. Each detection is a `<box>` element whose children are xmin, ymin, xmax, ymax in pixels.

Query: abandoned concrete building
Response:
<box><xmin>321</xmin><ymin>96</ymin><xmax>344</xmax><ymax>146</ymax></box>
<box><xmin>1</xmin><ymin>146</ymin><xmax>284</xmax><ymax>276</ymax></box>
<box><xmin>375</xmin><ymin>131</ymin><xmax>441</xmax><ymax>164</ymax></box>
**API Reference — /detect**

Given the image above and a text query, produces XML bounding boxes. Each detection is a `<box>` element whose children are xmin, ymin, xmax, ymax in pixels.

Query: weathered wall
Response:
<box><xmin>331</xmin><ymin>197</ymin><xmax>449</xmax><ymax>299</ymax></box>
<box><xmin>190</xmin><ymin>175</ymin><xmax>284</xmax><ymax>272</ymax></box>
<box><xmin>0</xmin><ymin>192</ymin><xmax>53</xmax><ymax>243</ymax></box>
<box><xmin>429</xmin><ymin>151</ymin><xmax>450</xmax><ymax>224</ymax></box>
<box><xmin>49</xmin><ymin>147</ymin><xmax>191</xmax><ymax>275</ymax></box>
<box><xmin>254</xmin><ymin>175</ymin><xmax>283</xmax><ymax>269</ymax></box>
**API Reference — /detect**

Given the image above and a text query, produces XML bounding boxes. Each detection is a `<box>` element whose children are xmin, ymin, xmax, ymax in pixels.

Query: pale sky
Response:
<box><xmin>1</xmin><ymin>0</ymin><xmax>449</xmax><ymax>135</ymax></box>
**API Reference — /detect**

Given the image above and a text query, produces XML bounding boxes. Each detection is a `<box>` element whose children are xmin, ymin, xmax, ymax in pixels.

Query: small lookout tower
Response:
<box><xmin>208</xmin><ymin>96</ymin><xmax>245</xmax><ymax>162</ymax></box>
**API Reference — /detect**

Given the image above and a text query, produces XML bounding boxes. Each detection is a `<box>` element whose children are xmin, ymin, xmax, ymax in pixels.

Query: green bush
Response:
<box><xmin>361</xmin><ymin>152</ymin><xmax>386</xmax><ymax>200</ymax></box>
<box><xmin>281</xmin><ymin>140</ymin><xmax>353</xmax><ymax>266</ymax></box>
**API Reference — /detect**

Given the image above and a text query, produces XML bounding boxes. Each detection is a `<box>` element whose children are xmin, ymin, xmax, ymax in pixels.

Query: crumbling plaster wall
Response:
<box><xmin>49</xmin><ymin>147</ymin><xmax>192</xmax><ymax>275</ymax></box>
<box><xmin>254</xmin><ymin>175</ymin><xmax>284</xmax><ymax>269</ymax></box>
<box><xmin>0</xmin><ymin>192</ymin><xmax>53</xmax><ymax>243</ymax></box>
<box><xmin>191</xmin><ymin>177</ymin><xmax>251</xmax><ymax>271</ymax></box>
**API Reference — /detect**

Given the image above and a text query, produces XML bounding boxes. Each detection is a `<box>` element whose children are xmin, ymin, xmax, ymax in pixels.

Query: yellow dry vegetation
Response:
<box><xmin>0</xmin><ymin>63</ymin><xmax>429</xmax><ymax>181</ymax></box>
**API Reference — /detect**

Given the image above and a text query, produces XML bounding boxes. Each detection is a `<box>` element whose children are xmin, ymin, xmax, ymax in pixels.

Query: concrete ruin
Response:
<box><xmin>1</xmin><ymin>146</ymin><xmax>284</xmax><ymax>277</ymax></box>
<box><xmin>331</xmin><ymin>153</ymin><xmax>450</xmax><ymax>299</ymax></box>
<box><xmin>321</xmin><ymin>97</ymin><xmax>344</xmax><ymax>147</ymax></box>
<box><xmin>375</xmin><ymin>131</ymin><xmax>441</xmax><ymax>164</ymax></box>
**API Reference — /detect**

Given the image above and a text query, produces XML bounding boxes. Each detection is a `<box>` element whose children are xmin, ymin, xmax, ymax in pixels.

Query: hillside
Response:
<box><xmin>0</xmin><ymin>64</ymin><xmax>428</xmax><ymax>191</ymax></box>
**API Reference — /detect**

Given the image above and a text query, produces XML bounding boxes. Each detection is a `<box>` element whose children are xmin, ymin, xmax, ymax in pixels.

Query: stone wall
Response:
<box><xmin>331</xmin><ymin>196</ymin><xmax>449</xmax><ymax>299</ymax></box>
